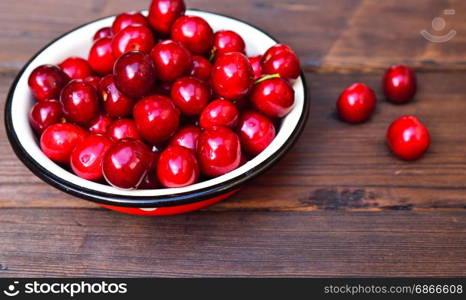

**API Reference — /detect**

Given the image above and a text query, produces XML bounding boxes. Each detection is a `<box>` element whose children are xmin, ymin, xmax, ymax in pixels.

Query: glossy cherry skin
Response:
<box><xmin>70</xmin><ymin>134</ymin><xmax>113</xmax><ymax>181</ymax></box>
<box><xmin>238</xmin><ymin>110</ymin><xmax>276</xmax><ymax>156</ymax></box>
<box><xmin>148</xmin><ymin>0</ymin><xmax>186</xmax><ymax>35</ymax></box>
<box><xmin>150</xmin><ymin>40</ymin><xmax>192</xmax><ymax>82</ymax></box>
<box><xmin>93</xmin><ymin>27</ymin><xmax>113</xmax><ymax>41</ymax></box>
<box><xmin>28</xmin><ymin>65</ymin><xmax>69</xmax><ymax>102</ymax></box>
<box><xmin>29</xmin><ymin>100</ymin><xmax>63</xmax><ymax>134</ymax></box>
<box><xmin>171</xmin><ymin>15</ymin><xmax>214</xmax><ymax>55</ymax></box>
<box><xmin>197</xmin><ymin>126</ymin><xmax>242</xmax><ymax>177</ymax></box>
<box><xmin>133</xmin><ymin>95</ymin><xmax>180</xmax><ymax>144</ymax></box>
<box><xmin>113</xmin><ymin>51</ymin><xmax>156</xmax><ymax>99</ymax></box>
<box><xmin>383</xmin><ymin>65</ymin><xmax>417</xmax><ymax>104</ymax></box>
<box><xmin>112</xmin><ymin>25</ymin><xmax>155</xmax><ymax>58</ymax></box>
<box><xmin>213</xmin><ymin>30</ymin><xmax>245</xmax><ymax>58</ymax></box>
<box><xmin>88</xmin><ymin>114</ymin><xmax>113</xmax><ymax>134</ymax></box>
<box><xmin>169</xmin><ymin>125</ymin><xmax>201</xmax><ymax>151</ymax></box>
<box><xmin>157</xmin><ymin>145</ymin><xmax>199</xmax><ymax>188</ymax></box>
<box><xmin>60</xmin><ymin>80</ymin><xmax>100</xmax><ymax>125</ymax></box>
<box><xmin>387</xmin><ymin>115</ymin><xmax>430</xmax><ymax>160</ymax></box>
<box><xmin>262</xmin><ymin>44</ymin><xmax>300</xmax><ymax>79</ymax></box>
<box><xmin>107</xmin><ymin>118</ymin><xmax>141</xmax><ymax>141</ymax></box>
<box><xmin>199</xmin><ymin>99</ymin><xmax>239</xmax><ymax>129</ymax></box>
<box><xmin>170</xmin><ymin>76</ymin><xmax>211</xmax><ymax>115</ymax></box>
<box><xmin>40</xmin><ymin>123</ymin><xmax>87</xmax><ymax>164</ymax></box>
<box><xmin>248</xmin><ymin>55</ymin><xmax>263</xmax><ymax>80</ymax></box>
<box><xmin>84</xmin><ymin>75</ymin><xmax>101</xmax><ymax>90</ymax></box>
<box><xmin>112</xmin><ymin>12</ymin><xmax>149</xmax><ymax>33</ymax></box>
<box><xmin>211</xmin><ymin>52</ymin><xmax>254</xmax><ymax>100</ymax></box>
<box><xmin>139</xmin><ymin>150</ymin><xmax>160</xmax><ymax>189</ymax></box>
<box><xmin>88</xmin><ymin>37</ymin><xmax>115</xmax><ymax>75</ymax></box>
<box><xmin>337</xmin><ymin>83</ymin><xmax>376</xmax><ymax>124</ymax></box>
<box><xmin>99</xmin><ymin>75</ymin><xmax>134</xmax><ymax>117</ymax></box>
<box><xmin>59</xmin><ymin>57</ymin><xmax>93</xmax><ymax>80</ymax></box>
<box><xmin>102</xmin><ymin>139</ymin><xmax>152</xmax><ymax>189</ymax></box>
<box><xmin>251</xmin><ymin>77</ymin><xmax>295</xmax><ymax>118</ymax></box>
<box><xmin>190</xmin><ymin>55</ymin><xmax>211</xmax><ymax>81</ymax></box>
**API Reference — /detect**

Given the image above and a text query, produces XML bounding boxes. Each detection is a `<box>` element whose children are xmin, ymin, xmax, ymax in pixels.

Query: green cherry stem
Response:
<box><xmin>255</xmin><ymin>73</ymin><xmax>280</xmax><ymax>84</ymax></box>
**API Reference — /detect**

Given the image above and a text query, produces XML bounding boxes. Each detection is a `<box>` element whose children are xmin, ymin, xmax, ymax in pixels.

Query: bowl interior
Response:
<box><xmin>8</xmin><ymin>9</ymin><xmax>306</xmax><ymax>200</ymax></box>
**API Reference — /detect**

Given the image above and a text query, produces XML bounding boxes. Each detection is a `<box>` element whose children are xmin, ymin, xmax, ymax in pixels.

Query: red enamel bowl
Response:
<box><xmin>4</xmin><ymin>10</ymin><xmax>309</xmax><ymax>216</ymax></box>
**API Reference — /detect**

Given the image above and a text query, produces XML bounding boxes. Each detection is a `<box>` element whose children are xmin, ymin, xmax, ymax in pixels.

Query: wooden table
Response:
<box><xmin>1</xmin><ymin>0</ymin><xmax>466</xmax><ymax>277</ymax></box>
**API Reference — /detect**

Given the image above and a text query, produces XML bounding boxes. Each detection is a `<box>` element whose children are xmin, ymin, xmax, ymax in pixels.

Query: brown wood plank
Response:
<box><xmin>0</xmin><ymin>208</ymin><xmax>465</xmax><ymax>277</ymax></box>
<box><xmin>2</xmin><ymin>71</ymin><xmax>466</xmax><ymax>211</ymax></box>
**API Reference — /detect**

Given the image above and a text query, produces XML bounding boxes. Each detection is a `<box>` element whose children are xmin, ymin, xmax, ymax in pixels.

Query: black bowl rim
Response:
<box><xmin>4</xmin><ymin>9</ymin><xmax>310</xmax><ymax>208</ymax></box>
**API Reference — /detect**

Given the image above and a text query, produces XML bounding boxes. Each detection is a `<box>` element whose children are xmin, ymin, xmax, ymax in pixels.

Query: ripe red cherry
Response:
<box><xmin>88</xmin><ymin>114</ymin><xmax>113</xmax><ymax>134</ymax></box>
<box><xmin>238</xmin><ymin>110</ymin><xmax>276</xmax><ymax>156</ymax></box>
<box><xmin>29</xmin><ymin>100</ymin><xmax>63</xmax><ymax>134</ymax></box>
<box><xmin>139</xmin><ymin>150</ymin><xmax>160</xmax><ymax>189</ymax></box>
<box><xmin>150</xmin><ymin>40</ymin><xmax>192</xmax><ymax>82</ymax></box>
<box><xmin>169</xmin><ymin>125</ymin><xmax>201</xmax><ymax>151</ymax></box>
<box><xmin>40</xmin><ymin>123</ymin><xmax>87</xmax><ymax>164</ymax></box>
<box><xmin>93</xmin><ymin>27</ymin><xmax>113</xmax><ymax>41</ymax></box>
<box><xmin>148</xmin><ymin>0</ymin><xmax>186</xmax><ymax>35</ymax></box>
<box><xmin>133</xmin><ymin>95</ymin><xmax>180</xmax><ymax>144</ymax></box>
<box><xmin>213</xmin><ymin>30</ymin><xmax>245</xmax><ymax>58</ymax></box>
<box><xmin>251</xmin><ymin>77</ymin><xmax>295</xmax><ymax>118</ymax></box>
<box><xmin>99</xmin><ymin>75</ymin><xmax>134</xmax><ymax>117</ymax></box>
<box><xmin>248</xmin><ymin>55</ymin><xmax>263</xmax><ymax>80</ymax></box>
<box><xmin>70</xmin><ymin>134</ymin><xmax>113</xmax><ymax>181</ymax></box>
<box><xmin>190</xmin><ymin>55</ymin><xmax>211</xmax><ymax>81</ymax></box>
<box><xmin>84</xmin><ymin>75</ymin><xmax>101</xmax><ymax>90</ymax></box>
<box><xmin>337</xmin><ymin>83</ymin><xmax>376</xmax><ymax>124</ymax></box>
<box><xmin>28</xmin><ymin>65</ymin><xmax>69</xmax><ymax>102</ymax></box>
<box><xmin>197</xmin><ymin>126</ymin><xmax>242</xmax><ymax>177</ymax></box>
<box><xmin>88</xmin><ymin>37</ymin><xmax>115</xmax><ymax>75</ymax></box>
<box><xmin>112</xmin><ymin>12</ymin><xmax>149</xmax><ymax>33</ymax></box>
<box><xmin>59</xmin><ymin>57</ymin><xmax>93</xmax><ymax>80</ymax></box>
<box><xmin>171</xmin><ymin>76</ymin><xmax>211</xmax><ymax>115</ymax></box>
<box><xmin>199</xmin><ymin>99</ymin><xmax>239</xmax><ymax>129</ymax></box>
<box><xmin>157</xmin><ymin>145</ymin><xmax>199</xmax><ymax>188</ymax></box>
<box><xmin>387</xmin><ymin>115</ymin><xmax>430</xmax><ymax>160</ymax></box>
<box><xmin>211</xmin><ymin>52</ymin><xmax>254</xmax><ymax>100</ymax></box>
<box><xmin>262</xmin><ymin>44</ymin><xmax>300</xmax><ymax>79</ymax></box>
<box><xmin>113</xmin><ymin>51</ymin><xmax>156</xmax><ymax>98</ymax></box>
<box><xmin>383</xmin><ymin>65</ymin><xmax>417</xmax><ymax>104</ymax></box>
<box><xmin>107</xmin><ymin>118</ymin><xmax>141</xmax><ymax>141</ymax></box>
<box><xmin>60</xmin><ymin>80</ymin><xmax>100</xmax><ymax>125</ymax></box>
<box><xmin>102</xmin><ymin>139</ymin><xmax>152</xmax><ymax>189</ymax></box>
<box><xmin>112</xmin><ymin>25</ymin><xmax>155</xmax><ymax>58</ymax></box>
<box><xmin>171</xmin><ymin>15</ymin><xmax>214</xmax><ymax>55</ymax></box>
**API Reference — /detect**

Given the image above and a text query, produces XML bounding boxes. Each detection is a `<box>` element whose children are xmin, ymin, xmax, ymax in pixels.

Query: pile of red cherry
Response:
<box><xmin>337</xmin><ymin>65</ymin><xmax>430</xmax><ymax>160</ymax></box>
<box><xmin>27</xmin><ymin>0</ymin><xmax>301</xmax><ymax>190</ymax></box>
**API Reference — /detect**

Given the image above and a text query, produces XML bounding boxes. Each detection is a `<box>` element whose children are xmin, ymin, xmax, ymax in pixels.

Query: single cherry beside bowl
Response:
<box><xmin>171</xmin><ymin>15</ymin><xmax>214</xmax><ymax>55</ymax></box>
<box><xmin>28</xmin><ymin>65</ymin><xmax>69</xmax><ymax>102</ymax></box>
<box><xmin>157</xmin><ymin>145</ymin><xmax>199</xmax><ymax>188</ymax></box>
<box><xmin>197</xmin><ymin>126</ymin><xmax>242</xmax><ymax>177</ymax></box>
<box><xmin>387</xmin><ymin>115</ymin><xmax>430</xmax><ymax>160</ymax></box>
<box><xmin>337</xmin><ymin>83</ymin><xmax>376</xmax><ymax>124</ymax></box>
<box><xmin>199</xmin><ymin>99</ymin><xmax>239</xmax><ymax>129</ymax></box>
<box><xmin>60</xmin><ymin>80</ymin><xmax>100</xmax><ymax>125</ymax></box>
<box><xmin>383</xmin><ymin>65</ymin><xmax>417</xmax><ymax>104</ymax></box>
<box><xmin>102</xmin><ymin>139</ymin><xmax>152</xmax><ymax>189</ymax></box>
<box><xmin>238</xmin><ymin>110</ymin><xmax>276</xmax><ymax>156</ymax></box>
<box><xmin>210</xmin><ymin>52</ymin><xmax>254</xmax><ymax>100</ymax></box>
<box><xmin>70</xmin><ymin>134</ymin><xmax>113</xmax><ymax>181</ymax></box>
<box><xmin>171</xmin><ymin>76</ymin><xmax>211</xmax><ymax>116</ymax></box>
<box><xmin>40</xmin><ymin>123</ymin><xmax>87</xmax><ymax>164</ymax></box>
<box><xmin>113</xmin><ymin>50</ymin><xmax>156</xmax><ymax>99</ymax></box>
<box><xmin>133</xmin><ymin>95</ymin><xmax>180</xmax><ymax>144</ymax></box>
<box><xmin>29</xmin><ymin>100</ymin><xmax>63</xmax><ymax>134</ymax></box>
<box><xmin>251</xmin><ymin>76</ymin><xmax>295</xmax><ymax>118</ymax></box>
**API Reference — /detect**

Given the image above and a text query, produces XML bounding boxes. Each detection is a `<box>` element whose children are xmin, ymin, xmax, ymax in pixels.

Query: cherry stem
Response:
<box><xmin>209</xmin><ymin>47</ymin><xmax>217</xmax><ymax>62</ymax></box>
<box><xmin>255</xmin><ymin>73</ymin><xmax>280</xmax><ymax>84</ymax></box>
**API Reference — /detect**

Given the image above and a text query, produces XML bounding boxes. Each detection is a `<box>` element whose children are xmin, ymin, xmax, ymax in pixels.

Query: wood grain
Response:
<box><xmin>0</xmin><ymin>0</ymin><xmax>466</xmax><ymax>277</ymax></box>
